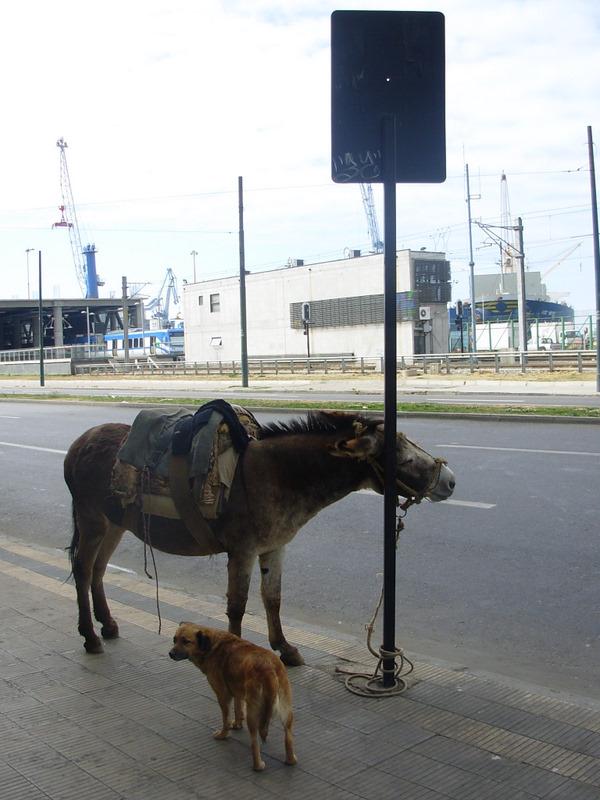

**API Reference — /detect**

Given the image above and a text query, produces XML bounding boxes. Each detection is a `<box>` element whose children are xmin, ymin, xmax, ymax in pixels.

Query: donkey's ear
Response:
<box><xmin>196</xmin><ymin>631</ymin><xmax>211</xmax><ymax>653</ymax></box>
<box><xmin>330</xmin><ymin>428</ymin><xmax>381</xmax><ymax>459</ymax></box>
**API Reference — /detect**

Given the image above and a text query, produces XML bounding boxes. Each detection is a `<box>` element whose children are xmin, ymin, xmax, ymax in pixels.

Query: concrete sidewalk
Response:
<box><xmin>2</xmin><ymin>534</ymin><xmax>600</xmax><ymax>799</ymax></box>
<box><xmin>0</xmin><ymin>373</ymin><xmax>598</xmax><ymax>397</ymax></box>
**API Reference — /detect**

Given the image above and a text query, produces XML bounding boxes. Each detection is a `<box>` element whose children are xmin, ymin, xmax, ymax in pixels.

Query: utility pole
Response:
<box><xmin>515</xmin><ymin>217</ymin><xmax>527</xmax><ymax>354</ymax></box>
<box><xmin>38</xmin><ymin>251</ymin><xmax>45</xmax><ymax>387</ymax></box>
<box><xmin>122</xmin><ymin>276</ymin><xmax>129</xmax><ymax>363</ymax></box>
<box><xmin>190</xmin><ymin>250</ymin><xmax>198</xmax><ymax>283</ymax></box>
<box><xmin>587</xmin><ymin>125</ymin><xmax>600</xmax><ymax>392</ymax></box>
<box><xmin>465</xmin><ymin>164</ymin><xmax>477</xmax><ymax>351</ymax></box>
<box><xmin>238</xmin><ymin>177</ymin><xmax>249</xmax><ymax>387</ymax></box>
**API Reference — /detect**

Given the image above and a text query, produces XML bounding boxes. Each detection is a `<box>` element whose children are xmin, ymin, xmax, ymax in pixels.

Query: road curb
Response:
<box><xmin>1</xmin><ymin>393</ymin><xmax>599</xmax><ymax>423</ymax></box>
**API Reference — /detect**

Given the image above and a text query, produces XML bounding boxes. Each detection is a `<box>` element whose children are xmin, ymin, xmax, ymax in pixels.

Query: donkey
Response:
<box><xmin>64</xmin><ymin>410</ymin><xmax>455</xmax><ymax>664</ymax></box>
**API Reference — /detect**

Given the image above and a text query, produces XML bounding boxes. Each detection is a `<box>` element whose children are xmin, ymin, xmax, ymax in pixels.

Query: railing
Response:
<box><xmin>0</xmin><ymin>344</ymin><xmax>596</xmax><ymax>376</ymax></box>
<box><xmin>0</xmin><ymin>344</ymin><xmax>106</xmax><ymax>363</ymax></box>
<box><xmin>72</xmin><ymin>351</ymin><xmax>597</xmax><ymax>377</ymax></box>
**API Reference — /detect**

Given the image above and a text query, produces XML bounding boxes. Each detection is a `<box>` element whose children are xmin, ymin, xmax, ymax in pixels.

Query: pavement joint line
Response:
<box><xmin>0</xmin><ymin>535</ymin><xmax>369</xmax><ymax>664</ymax></box>
<box><xmin>4</xmin><ymin>533</ymin><xmax>600</xmax><ymax>729</ymax></box>
<box><xmin>4</xmin><ymin>539</ymin><xmax>600</xmax><ymax>788</ymax></box>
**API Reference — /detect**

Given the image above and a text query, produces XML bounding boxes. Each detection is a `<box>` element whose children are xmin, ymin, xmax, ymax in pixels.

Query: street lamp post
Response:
<box><xmin>38</xmin><ymin>251</ymin><xmax>44</xmax><ymax>387</ymax></box>
<box><xmin>25</xmin><ymin>248</ymin><xmax>35</xmax><ymax>299</ymax></box>
<box><xmin>190</xmin><ymin>250</ymin><xmax>198</xmax><ymax>283</ymax></box>
<box><xmin>85</xmin><ymin>307</ymin><xmax>91</xmax><ymax>359</ymax></box>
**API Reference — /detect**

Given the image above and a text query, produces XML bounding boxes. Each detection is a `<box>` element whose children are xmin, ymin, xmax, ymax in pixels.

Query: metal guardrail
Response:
<box><xmin>0</xmin><ymin>344</ymin><xmax>106</xmax><ymax>363</ymax></box>
<box><xmin>0</xmin><ymin>344</ymin><xmax>596</xmax><ymax>376</ymax></box>
<box><xmin>71</xmin><ymin>351</ymin><xmax>597</xmax><ymax>377</ymax></box>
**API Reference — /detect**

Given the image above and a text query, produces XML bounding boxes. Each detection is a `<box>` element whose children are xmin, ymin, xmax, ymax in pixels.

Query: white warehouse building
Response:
<box><xmin>182</xmin><ymin>249</ymin><xmax>451</xmax><ymax>362</ymax></box>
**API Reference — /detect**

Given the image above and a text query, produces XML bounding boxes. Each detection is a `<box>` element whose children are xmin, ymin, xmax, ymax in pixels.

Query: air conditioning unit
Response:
<box><xmin>419</xmin><ymin>306</ymin><xmax>432</xmax><ymax>320</ymax></box>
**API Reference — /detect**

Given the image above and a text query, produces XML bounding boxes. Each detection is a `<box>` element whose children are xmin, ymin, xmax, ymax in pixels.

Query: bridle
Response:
<box><xmin>365</xmin><ymin>432</ymin><xmax>447</xmax><ymax>512</ymax></box>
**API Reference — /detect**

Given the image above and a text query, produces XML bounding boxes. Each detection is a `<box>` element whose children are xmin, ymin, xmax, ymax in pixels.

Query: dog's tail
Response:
<box><xmin>260</xmin><ymin>672</ymin><xmax>295</xmax><ymax>742</ymax></box>
<box><xmin>258</xmin><ymin>672</ymin><xmax>278</xmax><ymax>742</ymax></box>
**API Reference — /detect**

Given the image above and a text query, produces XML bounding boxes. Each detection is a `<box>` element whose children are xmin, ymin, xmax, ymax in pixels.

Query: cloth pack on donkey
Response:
<box><xmin>111</xmin><ymin>400</ymin><xmax>260</xmax><ymax>543</ymax></box>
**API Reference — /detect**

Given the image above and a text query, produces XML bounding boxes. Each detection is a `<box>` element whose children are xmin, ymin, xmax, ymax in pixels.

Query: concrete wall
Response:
<box><xmin>0</xmin><ymin>359</ymin><xmax>71</xmax><ymax>375</ymax></box>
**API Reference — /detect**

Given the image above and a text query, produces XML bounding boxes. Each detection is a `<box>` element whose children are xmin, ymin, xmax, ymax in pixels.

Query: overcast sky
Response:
<box><xmin>1</xmin><ymin>0</ymin><xmax>599</xmax><ymax>317</ymax></box>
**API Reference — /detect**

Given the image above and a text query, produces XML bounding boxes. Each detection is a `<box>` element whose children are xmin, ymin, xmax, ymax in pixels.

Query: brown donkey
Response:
<box><xmin>64</xmin><ymin>410</ymin><xmax>455</xmax><ymax>664</ymax></box>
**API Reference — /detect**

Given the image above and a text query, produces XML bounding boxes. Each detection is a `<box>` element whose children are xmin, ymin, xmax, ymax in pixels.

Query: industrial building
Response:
<box><xmin>0</xmin><ymin>296</ymin><xmax>143</xmax><ymax>356</ymax></box>
<box><xmin>182</xmin><ymin>249</ymin><xmax>451</xmax><ymax>362</ymax></box>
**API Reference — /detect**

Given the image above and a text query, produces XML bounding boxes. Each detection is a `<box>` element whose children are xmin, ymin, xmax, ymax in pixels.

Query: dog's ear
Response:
<box><xmin>196</xmin><ymin>631</ymin><xmax>211</xmax><ymax>653</ymax></box>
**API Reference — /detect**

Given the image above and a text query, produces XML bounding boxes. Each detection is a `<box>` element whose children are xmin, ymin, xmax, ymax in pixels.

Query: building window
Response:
<box><xmin>210</xmin><ymin>293</ymin><xmax>220</xmax><ymax>313</ymax></box>
<box><xmin>198</xmin><ymin>296</ymin><xmax>204</xmax><ymax>306</ymax></box>
<box><xmin>289</xmin><ymin>291</ymin><xmax>419</xmax><ymax>328</ymax></box>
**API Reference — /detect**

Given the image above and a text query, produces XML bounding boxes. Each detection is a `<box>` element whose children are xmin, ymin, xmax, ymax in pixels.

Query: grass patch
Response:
<box><xmin>1</xmin><ymin>392</ymin><xmax>598</xmax><ymax>418</ymax></box>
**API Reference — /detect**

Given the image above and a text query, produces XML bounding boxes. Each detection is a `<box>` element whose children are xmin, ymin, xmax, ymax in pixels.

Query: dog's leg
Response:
<box><xmin>283</xmin><ymin>710</ymin><xmax>297</xmax><ymax>766</ymax></box>
<box><xmin>259</xmin><ymin>549</ymin><xmax>304</xmax><ymax>666</ymax></box>
<box><xmin>213</xmin><ymin>689</ymin><xmax>233</xmax><ymax>740</ymax></box>
<box><xmin>226</xmin><ymin>552</ymin><xmax>254</xmax><ymax>637</ymax></box>
<box><xmin>245</xmin><ymin>704</ymin><xmax>266</xmax><ymax>771</ymax></box>
<box><xmin>232</xmin><ymin>696</ymin><xmax>244</xmax><ymax>729</ymax></box>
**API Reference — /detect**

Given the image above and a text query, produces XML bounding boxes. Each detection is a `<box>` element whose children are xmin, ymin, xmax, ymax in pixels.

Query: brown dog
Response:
<box><xmin>169</xmin><ymin>622</ymin><xmax>297</xmax><ymax>771</ymax></box>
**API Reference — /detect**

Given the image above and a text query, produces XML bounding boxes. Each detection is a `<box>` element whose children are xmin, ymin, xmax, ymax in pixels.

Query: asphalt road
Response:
<box><xmin>1</xmin><ymin>400</ymin><xmax>598</xmax><ymax>702</ymax></box>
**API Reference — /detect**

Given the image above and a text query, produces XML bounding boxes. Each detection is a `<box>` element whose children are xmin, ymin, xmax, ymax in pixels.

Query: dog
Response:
<box><xmin>169</xmin><ymin>622</ymin><xmax>297</xmax><ymax>771</ymax></box>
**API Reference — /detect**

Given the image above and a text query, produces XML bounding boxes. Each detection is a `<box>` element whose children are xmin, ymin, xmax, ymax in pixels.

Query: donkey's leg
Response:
<box><xmin>226</xmin><ymin>552</ymin><xmax>255</xmax><ymax>637</ymax></box>
<box><xmin>72</xmin><ymin>509</ymin><xmax>110</xmax><ymax>654</ymax></box>
<box><xmin>259</xmin><ymin>549</ymin><xmax>304</xmax><ymax>666</ymax></box>
<box><xmin>91</xmin><ymin>524</ymin><xmax>126</xmax><ymax>640</ymax></box>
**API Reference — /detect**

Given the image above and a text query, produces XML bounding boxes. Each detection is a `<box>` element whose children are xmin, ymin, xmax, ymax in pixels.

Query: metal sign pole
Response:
<box><xmin>238</xmin><ymin>176</ymin><xmax>249</xmax><ymax>388</ymax></box>
<box><xmin>382</xmin><ymin>114</ymin><xmax>398</xmax><ymax>687</ymax></box>
<box><xmin>331</xmin><ymin>9</ymin><xmax>445</xmax><ymax>694</ymax></box>
<box><xmin>587</xmin><ymin>126</ymin><xmax>600</xmax><ymax>393</ymax></box>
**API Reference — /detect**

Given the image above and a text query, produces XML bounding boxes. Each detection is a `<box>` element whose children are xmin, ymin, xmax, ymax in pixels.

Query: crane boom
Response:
<box><xmin>542</xmin><ymin>242</ymin><xmax>583</xmax><ymax>279</ymax></box>
<box><xmin>360</xmin><ymin>183</ymin><xmax>383</xmax><ymax>253</ymax></box>
<box><xmin>146</xmin><ymin>268</ymin><xmax>180</xmax><ymax>327</ymax></box>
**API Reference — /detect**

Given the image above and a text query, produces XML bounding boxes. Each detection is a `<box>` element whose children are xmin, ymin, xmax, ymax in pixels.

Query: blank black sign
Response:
<box><xmin>331</xmin><ymin>10</ymin><xmax>445</xmax><ymax>184</ymax></box>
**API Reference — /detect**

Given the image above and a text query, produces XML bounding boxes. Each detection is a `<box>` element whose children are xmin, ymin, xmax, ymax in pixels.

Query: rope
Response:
<box><xmin>141</xmin><ymin>467</ymin><xmax>162</xmax><ymax>634</ymax></box>
<box><xmin>336</xmin><ymin>509</ymin><xmax>414</xmax><ymax>697</ymax></box>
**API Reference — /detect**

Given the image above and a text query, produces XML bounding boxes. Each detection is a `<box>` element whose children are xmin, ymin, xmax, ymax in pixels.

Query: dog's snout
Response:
<box><xmin>169</xmin><ymin>648</ymin><xmax>188</xmax><ymax>661</ymax></box>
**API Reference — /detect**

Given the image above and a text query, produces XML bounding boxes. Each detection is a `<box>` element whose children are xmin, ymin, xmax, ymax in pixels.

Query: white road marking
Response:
<box><xmin>357</xmin><ymin>489</ymin><xmax>494</xmax><ymax>509</ymax></box>
<box><xmin>0</xmin><ymin>415</ymin><xmax>20</xmax><ymax>419</ymax></box>
<box><xmin>438</xmin><ymin>444</ymin><xmax>600</xmax><ymax>457</ymax></box>
<box><xmin>441</xmin><ymin>498</ymin><xmax>496</xmax><ymax>509</ymax></box>
<box><xmin>0</xmin><ymin>441</ymin><xmax>67</xmax><ymax>455</ymax></box>
<box><xmin>107</xmin><ymin>563</ymin><xmax>136</xmax><ymax>574</ymax></box>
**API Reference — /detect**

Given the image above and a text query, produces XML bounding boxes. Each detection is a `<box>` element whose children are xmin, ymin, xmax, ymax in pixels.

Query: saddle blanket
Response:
<box><xmin>112</xmin><ymin>400</ymin><xmax>259</xmax><ymax>520</ymax></box>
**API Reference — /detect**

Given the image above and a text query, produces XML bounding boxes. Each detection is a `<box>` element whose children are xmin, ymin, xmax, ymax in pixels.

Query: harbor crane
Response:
<box><xmin>145</xmin><ymin>267</ymin><xmax>180</xmax><ymax>328</ymax></box>
<box><xmin>360</xmin><ymin>183</ymin><xmax>384</xmax><ymax>253</ymax></box>
<box><xmin>53</xmin><ymin>138</ymin><xmax>102</xmax><ymax>298</ymax></box>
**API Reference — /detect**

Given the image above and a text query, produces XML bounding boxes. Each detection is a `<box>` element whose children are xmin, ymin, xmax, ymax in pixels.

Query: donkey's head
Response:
<box><xmin>329</xmin><ymin>415</ymin><xmax>455</xmax><ymax>504</ymax></box>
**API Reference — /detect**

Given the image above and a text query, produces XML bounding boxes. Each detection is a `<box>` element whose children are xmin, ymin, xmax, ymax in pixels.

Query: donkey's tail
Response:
<box><xmin>65</xmin><ymin>503</ymin><xmax>80</xmax><ymax>579</ymax></box>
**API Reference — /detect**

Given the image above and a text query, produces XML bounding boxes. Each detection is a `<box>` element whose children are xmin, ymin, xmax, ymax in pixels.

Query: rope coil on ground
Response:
<box><xmin>336</xmin><ymin>509</ymin><xmax>414</xmax><ymax>697</ymax></box>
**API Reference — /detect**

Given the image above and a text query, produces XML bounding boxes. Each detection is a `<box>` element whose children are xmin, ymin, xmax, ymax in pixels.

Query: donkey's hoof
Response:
<box><xmin>280</xmin><ymin>646</ymin><xmax>304</xmax><ymax>667</ymax></box>
<box><xmin>101</xmin><ymin>621</ymin><xmax>119</xmax><ymax>640</ymax></box>
<box><xmin>84</xmin><ymin>637</ymin><xmax>104</xmax><ymax>654</ymax></box>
